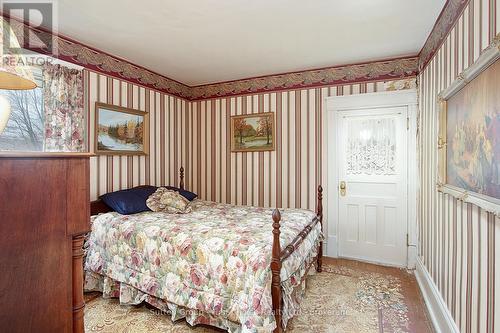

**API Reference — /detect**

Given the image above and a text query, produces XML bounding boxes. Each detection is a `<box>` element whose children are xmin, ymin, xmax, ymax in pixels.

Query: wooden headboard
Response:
<box><xmin>90</xmin><ymin>166</ymin><xmax>185</xmax><ymax>216</ymax></box>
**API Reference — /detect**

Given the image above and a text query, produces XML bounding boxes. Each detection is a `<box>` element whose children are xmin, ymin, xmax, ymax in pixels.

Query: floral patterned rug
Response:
<box><xmin>84</xmin><ymin>263</ymin><xmax>431</xmax><ymax>333</ymax></box>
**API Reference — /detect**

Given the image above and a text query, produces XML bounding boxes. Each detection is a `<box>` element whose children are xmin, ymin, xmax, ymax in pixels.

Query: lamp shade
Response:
<box><xmin>0</xmin><ymin>17</ymin><xmax>37</xmax><ymax>90</ymax></box>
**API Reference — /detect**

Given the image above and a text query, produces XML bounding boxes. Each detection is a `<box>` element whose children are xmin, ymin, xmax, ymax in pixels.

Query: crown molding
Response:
<box><xmin>3</xmin><ymin>14</ymin><xmax>417</xmax><ymax>100</ymax></box>
<box><xmin>418</xmin><ymin>0</ymin><xmax>471</xmax><ymax>71</ymax></box>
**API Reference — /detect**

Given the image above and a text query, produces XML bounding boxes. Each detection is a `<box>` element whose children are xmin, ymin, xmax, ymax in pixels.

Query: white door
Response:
<box><xmin>337</xmin><ymin>107</ymin><xmax>408</xmax><ymax>267</ymax></box>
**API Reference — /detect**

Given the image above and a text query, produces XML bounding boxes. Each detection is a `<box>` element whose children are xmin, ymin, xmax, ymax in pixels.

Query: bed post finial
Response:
<box><xmin>271</xmin><ymin>209</ymin><xmax>282</xmax><ymax>333</ymax></box>
<box><xmin>272</xmin><ymin>209</ymin><xmax>281</xmax><ymax>258</ymax></box>
<box><xmin>179</xmin><ymin>166</ymin><xmax>184</xmax><ymax>190</ymax></box>
<box><xmin>316</xmin><ymin>185</ymin><xmax>323</xmax><ymax>273</ymax></box>
<box><xmin>317</xmin><ymin>185</ymin><xmax>323</xmax><ymax>217</ymax></box>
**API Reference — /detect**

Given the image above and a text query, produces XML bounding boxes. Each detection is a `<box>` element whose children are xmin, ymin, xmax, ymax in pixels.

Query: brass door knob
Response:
<box><xmin>339</xmin><ymin>181</ymin><xmax>346</xmax><ymax>196</ymax></box>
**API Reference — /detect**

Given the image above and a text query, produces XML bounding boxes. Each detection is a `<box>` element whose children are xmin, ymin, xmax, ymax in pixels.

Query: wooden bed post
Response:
<box><xmin>179</xmin><ymin>166</ymin><xmax>184</xmax><ymax>190</ymax></box>
<box><xmin>271</xmin><ymin>209</ymin><xmax>282</xmax><ymax>333</ymax></box>
<box><xmin>316</xmin><ymin>185</ymin><xmax>323</xmax><ymax>273</ymax></box>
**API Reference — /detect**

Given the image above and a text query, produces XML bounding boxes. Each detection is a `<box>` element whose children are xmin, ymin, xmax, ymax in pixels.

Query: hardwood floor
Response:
<box><xmin>323</xmin><ymin>257</ymin><xmax>434</xmax><ymax>333</ymax></box>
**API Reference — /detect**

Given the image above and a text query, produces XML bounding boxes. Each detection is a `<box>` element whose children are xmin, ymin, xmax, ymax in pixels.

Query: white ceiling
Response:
<box><xmin>42</xmin><ymin>0</ymin><xmax>445</xmax><ymax>85</ymax></box>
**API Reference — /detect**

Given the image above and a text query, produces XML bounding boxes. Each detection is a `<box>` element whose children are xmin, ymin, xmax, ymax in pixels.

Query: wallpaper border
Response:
<box><xmin>3</xmin><ymin>14</ymin><xmax>192</xmax><ymax>100</ymax></box>
<box><xmin>418</xmin><ymin>0</ymin><xmax>471</xmax><ymax>71</ymax></box>
<box><xmin>4</xmin><ymin>14</ymin><xmax>418</xmax><ymax>100</ymax></box>
<box><xmin>189</xmin><ymin>57</ymin><xmax>419</xmax><ymax>100</ymax></box>
<box><xmin>5</xmin><ymin>0</ymin><xmax>469</xmax><ymax>100</ymax></box>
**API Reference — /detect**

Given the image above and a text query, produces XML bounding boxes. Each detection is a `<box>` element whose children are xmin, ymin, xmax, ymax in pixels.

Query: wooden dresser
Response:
<box><xmin>0</xmin><ymin>153</ymin><xmax>91</xmax><ymax>333</ymax></box>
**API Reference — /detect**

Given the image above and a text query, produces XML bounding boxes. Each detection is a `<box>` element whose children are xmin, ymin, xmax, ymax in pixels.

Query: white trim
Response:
<box><xmin>324</xmin><ymin>89</ymin><xmax>418</xmax><ymax>268</ymax></box>
<box><xmin>325</xmin><ymin>108</ymin><xmax>339</xmax><ymax>257</ymax></box>
<box><xmin>415</xmin><ymin>257</ymin><xmax>460</xmax><ymax>333</ymax></box>
<box><xmin>326</xmin><ymin>235</ymin><xmax>337</xmax><ymax>257</ymax></box>
<box><xmin>438</xmin><ymin>184</ymin><xmax>500</xmax><ymax>217</ymax></box>
<box><xmin>438</xmin><ymin>37</ymin><xmax>500</xmax><ymax>101</ymax></box>
<box><xmin>326</xmin><ymin>89</ymin><xmax>419</xmax><ymax>110</ymax></box>
<box><xmin>407</xmin><ymin>100</ymin><xmax>418</xmax><ymax>269</ymax></box>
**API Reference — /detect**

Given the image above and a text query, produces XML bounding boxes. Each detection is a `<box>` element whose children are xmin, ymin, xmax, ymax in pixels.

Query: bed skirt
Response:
<box><xmin>84</xmin><ymin>241</ymin><xmax>320</xmax><ymax>333</ymax></box>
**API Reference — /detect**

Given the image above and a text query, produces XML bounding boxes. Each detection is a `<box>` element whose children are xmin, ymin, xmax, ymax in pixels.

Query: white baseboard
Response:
<box><xmin>326</xmin><ymin>235</ymin><xmax>337</xmax><ymax>257</ymax></box>
<box><xmin>415</xmin><ymin>257</ymin><xmax>459</xmax><ymax>333</ymax></box>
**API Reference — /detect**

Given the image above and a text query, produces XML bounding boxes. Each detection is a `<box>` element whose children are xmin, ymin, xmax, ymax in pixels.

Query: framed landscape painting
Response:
<box><xmin>231</xmin><ymin>112</ymin><xmax>275</xmax><ymax>152</ymax></box>
<box><xmin>440</xmin><ymin>52</ymin><xmax>500</xmax><ymax>205</ymax></box>
<box><xmin>95</xmin><ymin>102</ymin><xmax>149</xmax><ymax>155</ymax></box>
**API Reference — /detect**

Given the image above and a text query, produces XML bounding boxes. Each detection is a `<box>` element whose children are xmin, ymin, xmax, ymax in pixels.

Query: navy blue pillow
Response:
<box><xmin>100</xmin><ymin>186</ymin><xmax>158</xmax><ymax>215</ymax></box>
<box><xmin>165</xmin><ymin>186</ymin><xmax>198</xmax><ymax>201</ymax></box>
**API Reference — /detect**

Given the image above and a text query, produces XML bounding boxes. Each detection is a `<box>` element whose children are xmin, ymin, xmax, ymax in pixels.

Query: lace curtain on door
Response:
<box><xmin>346</xmin><ymin>118</ymin><xmax>396</xmax><ymax>175</ymax></box>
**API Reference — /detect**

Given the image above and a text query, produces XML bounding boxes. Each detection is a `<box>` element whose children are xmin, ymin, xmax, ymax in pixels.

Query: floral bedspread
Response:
<box><xmin>84</xmin><ymin>200</ymin><xmax>322</xmax><ymax>333</ymax></box>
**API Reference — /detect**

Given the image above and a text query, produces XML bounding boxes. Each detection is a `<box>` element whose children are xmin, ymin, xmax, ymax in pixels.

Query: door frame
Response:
<box><xmin>323</xmin><ymin>89</ymin><xmax>418</xmax><ymax>268</ymax></box>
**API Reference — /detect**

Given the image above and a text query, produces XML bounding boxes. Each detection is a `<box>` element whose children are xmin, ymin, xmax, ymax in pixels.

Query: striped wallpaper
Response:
<box><xmin>85</xmin><ymin>70</ymin><xmax>188</xmax><ymax>200</ymax></box>
<box><xmin>418</xmin><ymin>0</ymin><xmax>500</xmax><ymax>331</ymax></box>
<box><xmin>183</xmin><ymin>79</ymin><xmax>416</xmax><ymax>239</ymax></box>
<box><xmin>86</xmin><ymin>74</ymin><xmax>416</xmax><ymax>235</ymax></box>
<box><xmin>83</xmin><ymin>2</ymin><xmax>500</xmax><ymax>331</ymax></box>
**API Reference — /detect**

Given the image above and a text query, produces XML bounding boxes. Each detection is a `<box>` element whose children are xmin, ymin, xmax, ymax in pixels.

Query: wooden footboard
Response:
<box><xmin>271</xmin><ymin>185</ymin><xmax>323</xmax><ymax>333</ymax></box>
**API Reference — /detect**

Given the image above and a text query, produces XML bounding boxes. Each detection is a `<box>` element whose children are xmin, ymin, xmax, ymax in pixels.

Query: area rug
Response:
<box><xmin>84</xmin><ymin>263</ymin><xmax>431</xmax><ymax>333</ymax></box>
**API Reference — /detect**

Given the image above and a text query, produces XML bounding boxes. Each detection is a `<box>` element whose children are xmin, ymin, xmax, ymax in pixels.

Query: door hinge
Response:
<box><xmin>407</xmin><ymin>117</ymin><xmax>410</xmax><ymax>130</ymax></box>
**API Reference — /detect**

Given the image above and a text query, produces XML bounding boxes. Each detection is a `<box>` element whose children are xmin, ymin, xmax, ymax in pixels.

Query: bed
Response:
<box><xmin>85</xmin><ymin>167</ymin><xmax>323</xmax><ymax>333</ymax></box>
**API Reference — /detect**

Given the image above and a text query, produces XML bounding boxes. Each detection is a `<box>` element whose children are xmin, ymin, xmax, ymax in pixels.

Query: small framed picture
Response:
<box><xmin>230</xmin><ymin>112</ymin><xmax>275</xmax><ymax>152</ymax></box>
<box><xmin>94</xmin><ymin>102</ymin><xmax>149</xmax><ymax>155</ymax></box>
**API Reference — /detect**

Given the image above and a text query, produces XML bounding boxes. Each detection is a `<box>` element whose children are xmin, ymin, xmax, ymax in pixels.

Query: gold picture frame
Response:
<box><xmin>94</xmin><ymin>102</ymin><xmax>149</xmax><ymax>155</ymax></box>
<box><xmin>230</xmin><ymin>112</ymin><xmax>275</xmax><ymax>152</ymax></box>
<box><xmin>437</xmin><ymin>35</ymin><xmax>500</xmax><ymax>214</ymax></box>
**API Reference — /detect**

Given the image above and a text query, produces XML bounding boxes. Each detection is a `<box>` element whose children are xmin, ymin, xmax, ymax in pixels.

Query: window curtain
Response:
<box><xmin>43</xmin><ymin>63</ymin><xmax>85</xmax><ymax>152</ymax></box>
